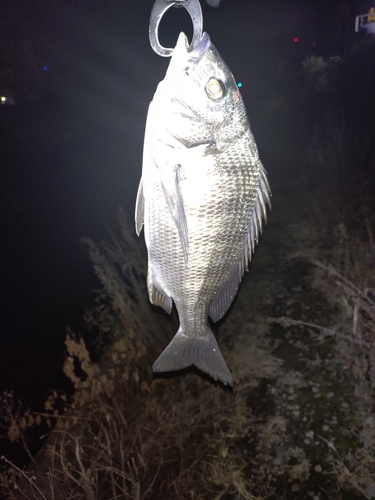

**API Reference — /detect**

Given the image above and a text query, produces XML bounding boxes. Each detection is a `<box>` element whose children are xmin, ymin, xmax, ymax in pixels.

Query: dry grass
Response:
<box><xmin>311</xmin><ymin>260</ymin><xmax>375</xmax><ymax>497</ymax></box>
<box><xmin>0</xmin><ymin>210</ymin><xmax>279</xmax><ymax>499</ymax></box>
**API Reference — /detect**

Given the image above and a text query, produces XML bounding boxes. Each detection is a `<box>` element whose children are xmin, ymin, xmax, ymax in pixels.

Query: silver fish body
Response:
<box><xmin>135</xmin><ymin>32</ymin><xmax>270</xmax><ymax>386</ymax></box>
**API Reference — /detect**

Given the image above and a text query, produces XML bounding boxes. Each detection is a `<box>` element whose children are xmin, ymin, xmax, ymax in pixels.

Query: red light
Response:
<box><xmin>293</xmin><ymin>37</ymin><xmax>299</xmax><ymax>43</ymax></box>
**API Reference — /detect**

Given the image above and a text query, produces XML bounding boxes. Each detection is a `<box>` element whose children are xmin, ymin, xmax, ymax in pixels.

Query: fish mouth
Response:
<box><xmin>188</xmin><ymin>32</ymin><xmax>211</xmax><ymax>62</ymax></box>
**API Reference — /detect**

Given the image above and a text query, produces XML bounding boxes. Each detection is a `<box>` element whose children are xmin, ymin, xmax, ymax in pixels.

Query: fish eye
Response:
<box><xmin>205</xmin><ymin>78</ymin><xmax>225</xmax><ymax>100</ymax></box>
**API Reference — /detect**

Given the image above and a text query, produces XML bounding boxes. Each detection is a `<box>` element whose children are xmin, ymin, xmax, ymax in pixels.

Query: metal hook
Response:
<box><xmin>149</xmin><ymin>0</ymin><xmax>203</xmax><ymax>57</ymax></box>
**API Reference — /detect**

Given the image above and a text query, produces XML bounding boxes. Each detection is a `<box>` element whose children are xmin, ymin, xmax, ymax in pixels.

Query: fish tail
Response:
<box><xmin>152</xmin><ymin>328</ymin><xmax>233</xmax><ymax>386</ymax></box>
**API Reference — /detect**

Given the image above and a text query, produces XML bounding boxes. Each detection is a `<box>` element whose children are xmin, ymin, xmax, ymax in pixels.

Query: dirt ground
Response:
<box><xmin>214</xmin><ymin>180</ymin><xmax>375</xmax><ymax>500</ymax></box>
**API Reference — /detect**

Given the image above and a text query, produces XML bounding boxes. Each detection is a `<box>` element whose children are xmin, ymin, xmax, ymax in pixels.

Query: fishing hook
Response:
<box><xmin>149</xmin><ymin>0</ymin><xmax>203</xmax><ymax>57</ymax></box>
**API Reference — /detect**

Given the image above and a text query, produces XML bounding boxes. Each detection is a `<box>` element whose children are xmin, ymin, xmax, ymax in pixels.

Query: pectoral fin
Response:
<box><xmin>161</xmin><ymin>164</ymin><xmax>189</xmax><ymax>263</ymax></box>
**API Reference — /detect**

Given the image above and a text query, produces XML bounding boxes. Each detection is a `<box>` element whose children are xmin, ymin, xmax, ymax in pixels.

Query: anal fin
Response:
<box><xmin>147</xmin><ymin>268</ymin><xmax>172</xmax><ymax>314</ymax></box>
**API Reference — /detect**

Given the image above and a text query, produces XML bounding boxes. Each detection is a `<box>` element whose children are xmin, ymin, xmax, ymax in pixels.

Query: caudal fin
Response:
<box><xmin>152</xmin><ymin>329</ymin><xmax>233</xmax><ymax>386</ymax></box>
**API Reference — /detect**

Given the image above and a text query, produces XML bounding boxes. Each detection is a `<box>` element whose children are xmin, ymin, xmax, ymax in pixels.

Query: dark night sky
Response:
<box><xmin>0</xmin><ymin>0</ymin><xmax>370</xmax><ymax>408</ymax></box>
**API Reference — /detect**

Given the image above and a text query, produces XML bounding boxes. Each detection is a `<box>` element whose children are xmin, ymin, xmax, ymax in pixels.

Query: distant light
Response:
<box><xmin>43</xmin><ymin>66</ymin><xmax>48</xmax><ymax>71</ymax></box>
<box><xmin>0</xmin><ymin>96</ymin><xmax>6</xmax><ymax>102</ymax></box>
<box><xmin>237</xmin><ymin>82</ymin><xmax>243</xmax><ymax>88</ymax></box>
<box><xmin>293</xmin><ymin>37</ymin><xmax>299</xmax><ymax>43</ymax></box>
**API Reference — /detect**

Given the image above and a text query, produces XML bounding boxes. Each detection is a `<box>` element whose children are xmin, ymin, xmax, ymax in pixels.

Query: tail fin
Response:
<box><xmin>152</xmin><ymin>328</ymin><xmax>233</xmax><ymax>386</ymax></box>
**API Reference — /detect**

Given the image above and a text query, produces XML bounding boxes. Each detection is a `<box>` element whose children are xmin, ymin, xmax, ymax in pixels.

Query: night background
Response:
<box><xmin>1</xmin><ymin>0</ymin><xmax>375</xmax><ymax>498</ymax></box>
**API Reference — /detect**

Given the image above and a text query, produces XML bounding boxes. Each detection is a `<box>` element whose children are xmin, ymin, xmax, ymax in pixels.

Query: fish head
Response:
<box><xmin>154</xmin><ymin>32</ymin><xmax>248</xmax><ymax>151</ymax></box>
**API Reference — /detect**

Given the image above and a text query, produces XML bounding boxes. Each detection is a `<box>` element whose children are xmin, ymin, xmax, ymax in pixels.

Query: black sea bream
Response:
<box><xmin>135</xmin><ymin>32</ymin><xmax>270</xmax><ymax>385</ymax></box>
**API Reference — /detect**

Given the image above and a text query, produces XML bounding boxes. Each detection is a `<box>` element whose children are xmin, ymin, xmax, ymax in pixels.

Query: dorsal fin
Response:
<box><xmin>209</xmin><ymin>161</ymin><xmax>271</xmax><ymax>322</ymax></box>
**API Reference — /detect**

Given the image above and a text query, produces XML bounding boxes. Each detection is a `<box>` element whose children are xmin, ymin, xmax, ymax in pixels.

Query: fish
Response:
<box><xmin>135</xmin><ymin>31</ymin><xmax>271</xmax><ymax>386</ymax></box>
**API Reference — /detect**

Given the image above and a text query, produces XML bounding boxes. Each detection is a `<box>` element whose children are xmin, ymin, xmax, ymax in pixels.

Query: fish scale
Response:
<box><xmin>135</xmin><ymin>31</ymin><xmax>271</xmax><ymax>385</ymax></box>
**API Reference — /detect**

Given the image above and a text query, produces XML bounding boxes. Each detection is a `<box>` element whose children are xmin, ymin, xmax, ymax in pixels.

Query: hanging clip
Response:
<box><xmin>149</xmin><ymin>0</ymin><xmax>203</xmax><ymax>57</ymax></box>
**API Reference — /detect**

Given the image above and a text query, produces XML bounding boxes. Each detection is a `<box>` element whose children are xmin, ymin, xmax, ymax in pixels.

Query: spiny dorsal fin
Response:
<box><xmin>209</xmin><ymin>161</ymin><xmax>271</xmax><ymax>322</ymax></box>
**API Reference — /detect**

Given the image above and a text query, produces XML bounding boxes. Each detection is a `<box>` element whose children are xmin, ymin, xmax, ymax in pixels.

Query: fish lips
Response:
<box><xmin>187</xmin><ymin>32</ymin><xmax>212</xmax><ymax>61</ymax></box>
<box><xmin>173</xmin><ymin>31</ymin><xmax>212</xmax><ymax>65</ymax></box>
